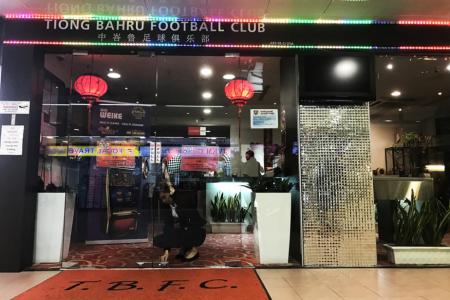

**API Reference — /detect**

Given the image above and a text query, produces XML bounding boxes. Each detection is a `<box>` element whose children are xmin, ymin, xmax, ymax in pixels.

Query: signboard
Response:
<box><xmin>180</xmin><ymin>146</ymin><xmax>219</xmax><ymax>172</ymax></box>
<box><xmin>91</xmin><ymin>105</ymin><xmax>150</xmax><ymax>136</ymax></box>
<box><xmin>0</xmin><ymin>125</ymin><xmax>24</xmax><ymax>155</ymax></box>
<box><xmin>155</xmin><ymin>142</ymin><xmax>162</xmax><ymax>163</ymax></box>
<box><xmin>188</xmin><ymin>126</ymin><xmax>207</xmax><ymax>136</ymax></box>
<box><xmin>68</xmin><ymin>145</ymin><xmax>140</xmax><ymax>157</ymax></box>
<box><xmin>251</xmin><ymin>109</ymin><xmax>278</xmax><ymax>129</ymax></box>
<box><xmin>5</xmin><ymin>18</ymin><xmax>450</xmax><ymax>49</ymax></box>
<box><xmin>0</xmin><ymin>101</ymin><xmax>30</xmax><ymax>114</ymax></box>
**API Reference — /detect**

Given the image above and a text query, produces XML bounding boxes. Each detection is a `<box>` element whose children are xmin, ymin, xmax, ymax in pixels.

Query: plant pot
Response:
<box><xmin>210</xmin><ymin>222</ymin><xmax>246</xmax><ymax>234</ymax></box>
<box><xmin>253</xmin><ymin>193</ymin><xmax>291</xmax><ymax>264</ymax></box>
<box><xmin>384</xmin><ymin>244</ymin><xmax>450</xmax><ymax>265</ymax></box>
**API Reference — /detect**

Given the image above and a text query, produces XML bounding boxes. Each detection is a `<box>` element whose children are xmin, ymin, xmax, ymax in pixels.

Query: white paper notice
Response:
<box><xmin>0</xmin><ymin>101</ymin><xmax>30</xmax><ymax>114</ymax></box>
<box><xmin>0</xmin><ymin>125</ymin><xmax>25</xmax><ymax>155</ymax></box>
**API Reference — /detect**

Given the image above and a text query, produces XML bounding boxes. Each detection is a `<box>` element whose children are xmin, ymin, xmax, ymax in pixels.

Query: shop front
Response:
<box><xmin>1</xmin><ymin>10</ymin><xmax>450</xmax><ymax>272</ymax></box>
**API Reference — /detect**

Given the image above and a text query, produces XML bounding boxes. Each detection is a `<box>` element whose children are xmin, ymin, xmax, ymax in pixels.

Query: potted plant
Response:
<box><xmin>244</xmin><ymin>177</ymin><xmax>293</xmax><ymax>264</ymax></box>
<box><xmin>210</xmin><ymin>192</ymin><xmax>252</xmax><ymax>234</ymax></box>
<box><xmin>384</xmin><ymin>190</ymin><xmax>450</xmax><ymax>265</ymax></box>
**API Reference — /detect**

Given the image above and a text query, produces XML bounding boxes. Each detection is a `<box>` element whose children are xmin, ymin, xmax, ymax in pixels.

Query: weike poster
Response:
<box><xmin>251</xmin><ymin>109</ymin><xmax>279</xmax><ymax>129</ymax></box>
<box><xmin>0</xmin><ymin>125</ymin><xmax>25</xmax><ymax>155</ymax></box>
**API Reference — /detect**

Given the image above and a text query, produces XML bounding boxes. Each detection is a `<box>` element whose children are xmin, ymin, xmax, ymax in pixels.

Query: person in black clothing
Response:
<box><xmin>154</xmin><ymin>182</ymin><xmax>206</xmax><ymax>263</ymax></box>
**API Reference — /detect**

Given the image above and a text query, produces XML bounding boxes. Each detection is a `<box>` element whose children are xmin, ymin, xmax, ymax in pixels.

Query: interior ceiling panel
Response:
<box><xmin>2</xmin><ymin>0</ymin><xmax>450</xmax><ymax>19</ymax></box>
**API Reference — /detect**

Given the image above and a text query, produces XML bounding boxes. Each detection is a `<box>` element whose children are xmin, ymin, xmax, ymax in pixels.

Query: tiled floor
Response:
<box><xmin>2</xmin><ymin>268</ymin><xmax>450</xmax><ymax>300</ymax></box>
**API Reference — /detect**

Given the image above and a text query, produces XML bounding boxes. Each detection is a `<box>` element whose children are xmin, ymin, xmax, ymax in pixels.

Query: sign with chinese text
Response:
<box><xmin>5</xmin><ymin>18</ymin><xmax>450</xmax><ymax>49</ymax></box>
<box><xmin>180</xmin><ymin>146</ymin><xmax>219</xmax><ymax>172</ymax></box>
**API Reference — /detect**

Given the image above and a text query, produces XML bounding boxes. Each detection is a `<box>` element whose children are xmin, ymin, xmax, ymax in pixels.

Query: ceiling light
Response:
<box><xmin>273</xmin><ymin>102</ymin><xmax>278</xmax><ymax>105</ymax></box>
<box><xmin>386</xmin><ymin>63</ymin><xmax>394</xmax><ymax>70</ymax></box>
<box><xmin>186</xmin><ymin>112</ymin><xmax>190</xmax><ymax>115</ymax></box>
<box><xmin>438</xmin><ymin>91</ymin><xmax>443</xmax><ymax>96</ymax></box>
<box><xmin>223</xmin><ymin>73</ymin><xmax>236</xmax><ymax>80</ymax></box>
<box><xmin>398</xmin><ymin>108</ymin><xmax>402</xmax><ymax>112</ymax></box>
<box><xmin>107</xmin><ymin>71</ymin><xmax>121</xmax><ymax>79</ymax></box>
<box><xmin>124</xmin><ymin>87</ymin><xmax>129</xmax><ymax>90</ymax></box>
<box><xmin>446</xmin><ymin>64</ymin><xmax>450</xmax><ymax>71</ymax></box>
<box><xmin>203</xmin><ymin>108</ymin><xmax>212</xmax><ymax>115</ymax></box>
<box><xmin>334</xmin><ymin>59</ymin><xmax>359</xmax><ymax>79</ymax></box>
<box><xmin>385</xmin><ymin>119</ymin><xmax>393</xmax><ymax>123</ymax></box>
<box><xmin>391</xmin><ymin>90</ymin><xmax>402</xmax><ymax>97</ymax></box>
<box><xmin>109</xmin><ymin>68</ymin><xmax>113</xmax><ymax>72</ymax></box>
<box><xmin>202</xmin><ymin>91</ymin><xmax>213</xmax><ymax>100</ymax></box>
<box><xmin>200</xmin><ymin>66</ymin><xmax>213</xmax><ymax>78</ymax></box>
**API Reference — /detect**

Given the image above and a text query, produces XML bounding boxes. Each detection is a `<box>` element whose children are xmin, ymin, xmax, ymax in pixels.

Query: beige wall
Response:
<box><xmin>370</xmin><ymin>123</ymin><xmax>396</xmax><ymax>170</ymax></box>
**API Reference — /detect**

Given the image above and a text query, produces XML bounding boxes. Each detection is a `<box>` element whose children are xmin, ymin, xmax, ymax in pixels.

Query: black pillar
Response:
<box><xmin>0</xmin><ymin>43</ymin><xmax>44</xmax><ymax>271</ymax></box>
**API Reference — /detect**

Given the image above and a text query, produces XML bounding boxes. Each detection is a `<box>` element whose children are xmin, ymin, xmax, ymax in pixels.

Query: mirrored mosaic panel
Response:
<box><xmin>298</xmin><ymin>103</ymin><xmax>376</xmax><ymax>267</ymax></box>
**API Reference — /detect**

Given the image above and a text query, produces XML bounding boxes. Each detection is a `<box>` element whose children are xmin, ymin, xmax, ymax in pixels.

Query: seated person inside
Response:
<box><xmin>154</xmin><ymin>182</ymin><xmax>206</xmax><ymax>263</ymax></box>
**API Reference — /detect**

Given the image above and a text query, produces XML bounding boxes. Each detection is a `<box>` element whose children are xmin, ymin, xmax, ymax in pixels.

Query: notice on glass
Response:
<box><xmin>250</xmin><ymin>109</ymin><xmax>279</xmax><ymax>129</ymax></box>
<box><xmin>0</xmin><ymin>101</ymin><xmax>30</xmax><ymax>114</ymax></box>
<box><xmin>0</xmin><ymin>125</ymin><xmax>25</xmax><ymax>155</ymax></box>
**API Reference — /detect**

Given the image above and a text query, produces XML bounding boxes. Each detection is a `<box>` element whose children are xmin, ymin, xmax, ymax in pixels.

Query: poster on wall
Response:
<box><xmin>0</xmin><ymin>125</ymin><xmax>24</xmax><ymax>155</ymax></box>
<box><xmin>95</xmin><ymin>142</ymin><xmax>137</xmax><ymax>168</ymax></box>
<box><xmin>180</xmin><ymin>145</ymin><xmax>219</xmax><ymax>172</ymax></box>
<box><xmin>91</xmin><ymin>105</ymin><xmax>150</xmax><ymax>136</ymax></box>
<box><xmin>251</xmin><ymin>109</ymin><xmax>279</xmax><ymax>129</ymax></box>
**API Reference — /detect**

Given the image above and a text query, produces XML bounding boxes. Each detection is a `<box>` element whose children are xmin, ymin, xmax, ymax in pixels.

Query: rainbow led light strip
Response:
<box><xmin>3</xmin><ymin>40</ymin><xmax>450</xmax><ymax>51</ymax></box>
<box><xmin>5</xmin><ymin>13</ymin><xmax>450</xmax><ymax>26</ymax></box>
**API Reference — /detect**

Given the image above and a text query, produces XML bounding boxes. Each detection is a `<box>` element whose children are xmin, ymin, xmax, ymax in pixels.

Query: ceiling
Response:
<box><xmin>2</xmin><ymin>0</ymin><xmax>450</xmax><ymax>20</ymax></box>
<box><xmin>44</xmin><ymin>54</ymin><xmax>281</xmax><ymax>125</ymax></box>
<box><xmin>373</xmin><ymin>55</ymin><xmax>450</xmax><ymax>124</ymax></box>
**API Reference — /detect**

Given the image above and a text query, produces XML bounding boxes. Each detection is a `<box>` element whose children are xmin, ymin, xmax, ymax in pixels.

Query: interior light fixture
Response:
<box><xmin>202</xmin><ymin>91</ymin><xmax>213</xmax><ymax>100</ymax></box>
<box><xmin>398</xmin><ymin>108</ymin><xmax>403</xmax><ymax>112</ymax></box>
<box><xmin>386</xmin><ymin>63</ymin><xmax>394</xmax><ymax>70</ymax></box>
<box><xmin>107</xmin><ymin>71</ymin><xmax>121</xmax><ymax>79</ymax></box>
<box><xmin>446</xmin><ymin>64</ymin><xmax>450</xmax><ymax>71</ymax></box>
<box><xmin>391</xmin><ymin>90</ymin><xmax>402</xmax><ymax>97</ymax></box>
<box><xmin>200</xmin><ymin>66</ymin><xmax>213</xmax><ymax>78</ymax></box>
<box><xmin>334</xmin><ymin>59</ymin><xmax>359</xmax><ymax>79</ymax></box>
<box><xmin>425</xmin><ymin>164</ymin><xmax>445</xmax><ymax>172</ymax></box>
<box><xmin>203</xmin><ymin>108</ymin><xmax>212</xmax><ymax>114</ymax></box>
<box><xmin>385</xmin><ymin>119</ymin><xmax>393</xmax><ymax>123</ymax></box>
<box><xmin>223</xmin><ymin>73</ymin><xmax>236</xmax><ymax>80</ymax></box>
<box><xmin>438</xmin><ymin>91</ymin><xmax>443</xmax><ymax>96</ymax></box>
<box><xmin>124</xmin><ymin>87</ymin><xmax>129</xmax><ymax>90</ymax></box>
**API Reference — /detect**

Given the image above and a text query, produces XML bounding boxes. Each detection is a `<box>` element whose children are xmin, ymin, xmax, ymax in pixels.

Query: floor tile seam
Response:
<box><xmin>283</xmin><ymin>275</ymin><xmax>312</xmax><ymax>300</ymax></box>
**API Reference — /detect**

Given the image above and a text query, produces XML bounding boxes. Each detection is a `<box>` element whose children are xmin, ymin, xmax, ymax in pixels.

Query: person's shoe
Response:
<box><xmin>183</xmin><ymin>247</ymin><xmax>199</xmax><ymax>261</ymax></box>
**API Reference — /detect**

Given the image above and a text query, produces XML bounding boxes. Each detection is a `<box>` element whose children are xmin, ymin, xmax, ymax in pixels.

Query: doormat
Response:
<box><xmin>14</xmin><ymin>269</ymin><xmax>270</xmax><ymax>300</ymax></box>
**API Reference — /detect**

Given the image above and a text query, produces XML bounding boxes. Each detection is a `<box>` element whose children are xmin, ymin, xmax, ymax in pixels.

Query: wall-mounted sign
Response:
<box><xmin>251</xmin><ymin>109</ymin><xmax>278</xmax><ymax>129</ymax></box>
<box><xmin>5</xmin><ymin>18</ymin><xmax>450</xmax><ymax>50</ymax></box>
<box><xmin>0</xmin><ymin>101</ymin><xmax>30</xmax><ymax>114</ymax></box>
<box><xmin>0</xmin><ymin>125</ymin><xmax>24</xmax><ymax>155</ymax></box>
<box><xmin>68</xmin><ymin>145</ymin><xmax>140</xmax><ymax>157</ymax></box>
<box><xmin>188</xmin><ymin>126</ymin><xmax>207</xmax><ymax>136</ymax></box>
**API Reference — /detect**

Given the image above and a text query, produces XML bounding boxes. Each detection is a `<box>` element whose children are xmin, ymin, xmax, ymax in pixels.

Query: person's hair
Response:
<box><xmin>246</xmin><ymin>150</ymin><xmax>255</xmax><ymax>158</ymax></box>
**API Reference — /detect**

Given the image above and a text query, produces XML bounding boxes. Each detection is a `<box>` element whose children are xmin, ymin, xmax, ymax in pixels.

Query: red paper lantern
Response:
<box><xmin>74</xmin><ymin>75</ymin><xmax>108</xmax><ymax>102</ymax></box>
<box><xmin>224</xmin><ymin>79</ymin><xmax>254</xmax><ymax>108</ymax></box>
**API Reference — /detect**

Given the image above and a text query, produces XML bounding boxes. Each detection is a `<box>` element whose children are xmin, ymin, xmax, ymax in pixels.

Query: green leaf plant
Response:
<box><xmin>211</xmin><ymin>192</ymin><xmax>253</xmax><ymax>223</ymax></box>
<box><xmin>393</xmin><ymin>189</ymin><xmax>450</xmax><ymax>246</ymax></box>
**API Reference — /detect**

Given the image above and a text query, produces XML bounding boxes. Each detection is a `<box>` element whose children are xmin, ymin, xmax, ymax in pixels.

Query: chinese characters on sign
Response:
<box><xmin>42</xmin><ymin>20</ymin><xmax>266</xmax><ymax>44</ymax></box>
